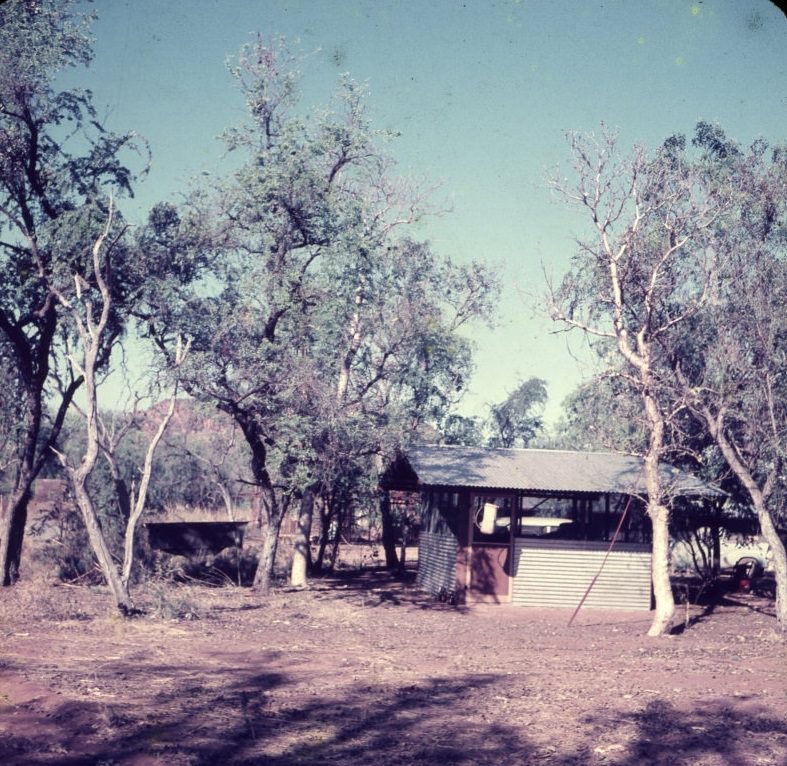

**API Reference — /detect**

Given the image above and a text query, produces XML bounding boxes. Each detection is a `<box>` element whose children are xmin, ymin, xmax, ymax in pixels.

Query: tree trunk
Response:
<box><xmin>121</xmin><ymin>502</ymin><xmax>143</xmax><ymax>591</ymax></box>
<box><xmin>757</xmin><ymin>505</ymin><xmax>787</xmax><ymax>630</ymax></box>
<box><xmin>709</xmin><ymin>421</ymin><xmax>787</xmax><ymax>630</ymax></box>
<box><xmin>710</xmin><ymin>520</ymin><xmax>721</xmax><ymax>580</ymax></box>
<box><xmin>0</xmin><ymin>389</ymin><xmax>44</xmax><ymax>585</ymax></box>
<box><xmin>0</xmin><ymin>487</ymin><xmax>31</xmax><ymax>586</ymax></box>
<box><xmin>313</xmin><ymin>496</ymin><xmax>333</xmax><ymax>574</ymax></box>
<box><xmin>252</xmin><ymin>486</ymin><xmax>285</xmax><ymax>594</ymax></box>
<box><xmin>121</xmin><ymin>392</ymin><xmax>178</xmax><ymax>589</ymax></box>
<box><xmin>217</xmin><ymin>482</ymin><xmax>235</xmax><ymax>521</ymax></box>
<box><xmin>313</xmin><ymin>526</ymin><xmax>328</xmax><ymax>574</ymax></box>
<box><xmin>254</xmin><ymin>511</ymin><xmax>284</xmax><ymax>594</ymax></box>
<box><xmin>641</xmin><ymin>385</ymin><xmax>674</xmax><ymax>636</ymax></box>
<box><xmin>71</xmin><ymin>475</ymin><xmax>134</xmax><ymax>614</ymax></box>
<box><xmin>380</xmin><ymin>491</ymin><xmax>399</xmax><ymax>569</ymax></box>
<box><xmin>1</xmin><ymin>319</ymin><xmax>82</xmax><ymax>587</ymax></box>
<box><xmin>647</xmin><ymin>501</ymin><xmax>674</xmax><ymax>636</ymax></box>
<box><xmin>327</xmin><ymin>509</ymin><xmax>343</xmax><ymax>572</ymax></box>
<box><xmin>230</xmin><ymin>406</ymin><xmax>289</xmax><ymax>595</ymax></box>
<box><xmin>53</xmin><ymin>201</ymin><xmax>138</xmax><ymax>615</ymax></box>
<box><xmin>290</xmin><ymin>488</ymin><xmax>314</xmax><ymax>587</ymax></box>
<box><xmin>254</xmin><ymin>525</ymin><xmax>278</xmax><ymax>593</ymax></box>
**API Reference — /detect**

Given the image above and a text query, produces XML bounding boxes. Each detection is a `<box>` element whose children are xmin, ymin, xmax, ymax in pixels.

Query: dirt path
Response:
<box><xmin>1</xmin><ymin>570</ymin><xmax>785</xmax><ymax>765</ymax></box>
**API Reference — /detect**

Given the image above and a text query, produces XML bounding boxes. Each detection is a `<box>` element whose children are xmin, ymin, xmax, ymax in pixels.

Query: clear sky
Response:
<box><xmin>67</xmin><ymin>0</ymin><xmax>787</xmax><ymax>424</ymax></box>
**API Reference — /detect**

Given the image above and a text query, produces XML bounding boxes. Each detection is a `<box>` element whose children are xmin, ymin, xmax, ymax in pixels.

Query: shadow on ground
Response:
<box><xmin>581</xmin><ymin>698</ymin><xmax>787</xmax><ymax>766</ymax></box>
<box><xmin>2</xmin><ymin>653</ymin><xmax>785</xmax><ymax>765</ymax></box>
<box><xmin>2</xmin><ymin>661</ymin><xmax>530</xmax><ymax>765</ymax></box>
<box><xmin>305</xmin><ymin>565</ymin><xmax>470</xmax><ymax>612</ymax></box>
<box><xmin>671</xmin><ymin>573</ymin><xmax>777</xmax><ymax>634</ymax></box>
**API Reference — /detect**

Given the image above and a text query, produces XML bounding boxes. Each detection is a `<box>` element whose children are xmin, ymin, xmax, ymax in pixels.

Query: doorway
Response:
<box><xmin>467</xmin><ymin>494</ymin><xmax>512</xmax><ymax>602</ymax></box>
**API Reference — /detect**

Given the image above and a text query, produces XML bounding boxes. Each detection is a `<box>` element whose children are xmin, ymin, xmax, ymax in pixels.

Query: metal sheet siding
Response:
<box><xmin>417</xmin><ymin>531</ymin><xmax>458</xmax><ymax>595</ymax></box>
<box><xmin>512</xmin><ymin>539</ymin><xmax>652</xmax><ymax>610</ymax></box>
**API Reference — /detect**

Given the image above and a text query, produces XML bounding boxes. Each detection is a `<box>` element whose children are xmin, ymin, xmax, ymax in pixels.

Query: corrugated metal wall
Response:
<box><xmin>417</xmin><ymin>531</ymin><xmax>458</xmax><ymax>596</ymax></box>
<box><xmin>512</xmin><ymin>539</ymin><xmax>652</xmax><ymax>610</ymax></box>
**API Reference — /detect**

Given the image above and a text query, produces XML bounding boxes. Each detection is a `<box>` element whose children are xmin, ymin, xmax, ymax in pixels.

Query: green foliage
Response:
<box><xmin>662</xmin><ymin>125</ymin><xmax>787</xmax><ymax>531</ymax></box>
<box><xmin>0</xmin><ymin>1</ymin><xmax>94</xmax><ymax>90</ymax></box>
<box><xmin>487</xmin><ymin>377</ymin><xmax>547</xmax><ymax>448</ymax></box>
<box><xmin>440</xmin><ymin>414</ymin><xmax>484</xmax><ymax>447</ymax></box>
<box><xmin>554</xmin><ymin>124</ymin><xmax>787</xmax><ymax>629</ymax></box>
<box><xmin>143</xmin><ymin>38</ymin><xmax>497</xmax><ymax>580</ymax></box>
<box><xmin>552</xmin><ymin>373</ymin><xmax>645</xmax><ymax>453</ymax></box>
<box><xmin>0</xmin><ymin>0</ymin><xmax>154</xmax><ymax>583</ymax></box>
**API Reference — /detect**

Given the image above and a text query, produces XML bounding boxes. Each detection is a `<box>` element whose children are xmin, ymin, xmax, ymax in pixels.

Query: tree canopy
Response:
<box><xmin>486</xmin><ymin>377</ymin><xmax>547</xmax><ymax>448</ymax></box>
<box><xmin>143</xmin><ymin>37</ymin><xmax>498</xmax><ymax>591</ymax></box>
<box><xmin>550</xmin><ymin>123</ymin><xmax>787</xmax><ymax>632</ymax></box>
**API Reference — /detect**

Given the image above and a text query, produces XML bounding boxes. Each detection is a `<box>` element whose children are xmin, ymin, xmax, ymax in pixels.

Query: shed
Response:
<box><xmin>382</xmin><ymin>446</ymin><xmax>720</xmax><ymax>610</ymax></box>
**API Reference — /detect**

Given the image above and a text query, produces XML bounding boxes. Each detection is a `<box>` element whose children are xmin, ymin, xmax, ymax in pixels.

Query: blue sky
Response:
<box><xmin>70</xmin><ymin>0</ymin><xmax>786</xmax><ymax>424</ymax></box>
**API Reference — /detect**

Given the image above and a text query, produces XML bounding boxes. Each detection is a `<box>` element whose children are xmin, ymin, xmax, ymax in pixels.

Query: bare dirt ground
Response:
<box><xmin>1</xmin><ymin>562</ymin><xmax>785</xmax><ymax>766</ymax></box>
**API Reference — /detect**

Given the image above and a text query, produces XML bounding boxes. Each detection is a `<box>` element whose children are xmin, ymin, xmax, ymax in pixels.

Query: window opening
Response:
<box><xmin>472</xmin><ymin>495</ymin><xmax>512</xmax><ymax>543</ymax></box>
<box><xmin>517</xmin><ymin>495</ymin><xmax>575</xmax><ymax>538</ymax></box>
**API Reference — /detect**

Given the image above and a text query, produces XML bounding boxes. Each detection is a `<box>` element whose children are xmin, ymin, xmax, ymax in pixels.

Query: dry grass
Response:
<box><xmin>0</xmin><ymin>578</ymin><xmax>107</xmax><ymax>624</ymax></box>
<box><xmin>152</xmin><ymin>503</ymin><xmax>252</xmax><ymax>523</ymax></box>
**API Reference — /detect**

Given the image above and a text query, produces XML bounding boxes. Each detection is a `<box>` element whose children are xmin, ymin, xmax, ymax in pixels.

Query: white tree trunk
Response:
<box><xmin>217</xmin><ymin>482</ymin><xmax>235</xmax><ymax>521</ymax></box>
<box><xmin>647</xmin><ymin>502</ymin><xmax>674</xmax><ymax>636</ymax></box>
<box><xmin>72</xmin><ymin>475</ymin><xmax>134</xmax><ymax>613</ymax></box>
<box><xmin>549</xmin><ymin>130</ymin><xmax>722</xmax><ymax>636</ymax></box>
<box><xmin>121</xmin><ymin>390</ymin><xmax>180</xmax><ymax>589</ymax></box>
<box><xmin>57</xmin><ymin>201</ymin><xmax>135</xmax><ymax>615</ymax></box>
<box><xmin>642</xmin><ymin>391</ymin><xmax>674</xmax><ymax>637</ymax></box>
<box><xmin>758</xmin><ymin>508</ymin><xmax>787</xmax><ymax>630</ymax></box>
<box><xmin>54</xmin><ymin>202</ymin><xmax>184</xmax><ymax>614</ymax></box>
<box><xmin>290</xmin><ymin>489</ymin><xmax>314</xmax><ymax>588</ymax></box>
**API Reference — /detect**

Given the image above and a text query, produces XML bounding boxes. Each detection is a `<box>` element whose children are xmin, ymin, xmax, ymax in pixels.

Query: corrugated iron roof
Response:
<box><xmin>402</xmin><ymin>445</ymin><xmax>721</xmax><ymax>496</ymax></box>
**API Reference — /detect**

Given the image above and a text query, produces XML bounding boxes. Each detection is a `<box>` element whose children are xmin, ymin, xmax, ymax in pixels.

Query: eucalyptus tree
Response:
<box><xmin>296</xmin><ymin>239</ymin><xmax>496</xmax><ymax>577</ymax></box>
<box><xmin>551</xmin><ymin>371</ymin><xmax>645</xmax><ymax>453</ymax></box>
<box><xmin>50</xmin><ymin>199</ymin><xmax>190</xmax><ymax>613</ymax></box>
<box><xmin>0</xmin><ymin>0</ymin><xmax>147</xmax><ymax>585</ymax></box>
<box><xmin>148</xmin><ymin>38</ymin><xmax>497</xmax><ymax>592</ymax></box>
<box><xmin>486</xmin><ymin>377</ymin><xmax>547</xmax><ymax>448</ymax></box>
<box><xmin>664</xmin><ymin>126</ymin><xmax>787</xmax><ymax>628</ymax></box>
<box><xmin>144</xmin><ymin>39</ymin><xmax>394</xmax><ymax>592</ymax></box>
<box><xmin>549</xmin><ymin>127</ymin><xmax>726</xmax><ymax>636</ymax></box>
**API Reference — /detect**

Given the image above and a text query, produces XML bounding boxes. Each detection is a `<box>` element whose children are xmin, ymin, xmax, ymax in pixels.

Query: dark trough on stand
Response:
<box><xmin>146</xmin><ymin>521</ymin><xmax>249</xmax><ymax>556</ymax></box>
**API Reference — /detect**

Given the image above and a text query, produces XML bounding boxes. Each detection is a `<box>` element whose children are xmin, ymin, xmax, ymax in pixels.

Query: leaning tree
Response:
<box><xmin>663</xmin><ymin>125</ymin><xmax>787</xmax><ymax>629</ymax></box>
